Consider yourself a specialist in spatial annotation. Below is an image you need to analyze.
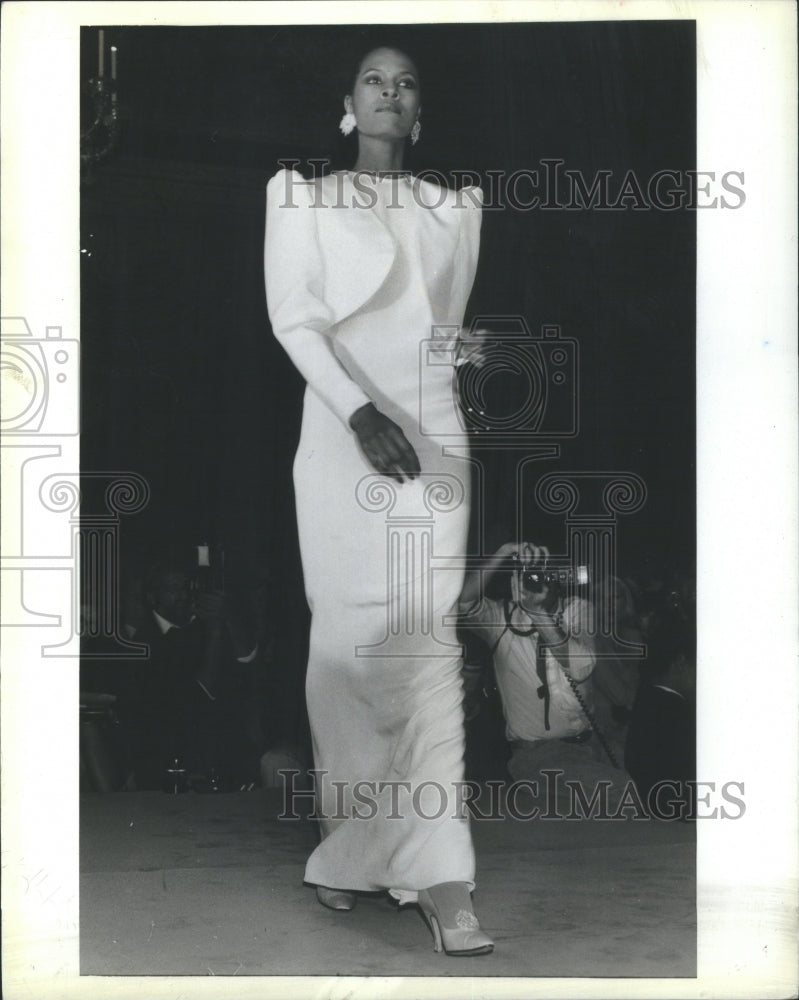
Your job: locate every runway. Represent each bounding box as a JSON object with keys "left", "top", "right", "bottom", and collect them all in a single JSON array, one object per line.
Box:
[{"left": 80, "top": 786, "right": 695, "bottom": 980}]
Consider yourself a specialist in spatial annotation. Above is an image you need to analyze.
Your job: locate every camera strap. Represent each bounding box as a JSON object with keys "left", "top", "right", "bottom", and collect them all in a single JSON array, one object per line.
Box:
[
  {"left": 535, "top": 637, "right": 552, "bottom": 732},
  {"left": 492, "top": 599, "right": 552, "bottom": 731},
  {"left": 558, "top": 666, "right": 620, "bottom": 770},
  {"left": 489, "top": 598, "right": 620, "bottom": 767}
]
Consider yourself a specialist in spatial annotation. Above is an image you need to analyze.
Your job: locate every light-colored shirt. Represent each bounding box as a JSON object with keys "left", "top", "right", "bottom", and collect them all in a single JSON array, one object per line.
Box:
[{"left": 464, "top": 597, "right": 595, "bottom": 741}]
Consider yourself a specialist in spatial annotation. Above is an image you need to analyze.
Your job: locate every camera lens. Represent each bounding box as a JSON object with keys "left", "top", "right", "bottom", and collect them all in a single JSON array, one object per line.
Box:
[{"left": 521, "top": 571, "right": 546, "bottom": 593}]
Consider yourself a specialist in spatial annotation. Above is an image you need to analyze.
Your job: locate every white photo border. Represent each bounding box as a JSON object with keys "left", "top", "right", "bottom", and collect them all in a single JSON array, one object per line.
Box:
[{"left": 1, "top": 2, "right": 797, "bottom": 998}]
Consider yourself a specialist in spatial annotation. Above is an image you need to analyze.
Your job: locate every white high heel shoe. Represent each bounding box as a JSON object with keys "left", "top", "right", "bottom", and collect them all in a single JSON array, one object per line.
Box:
[
  {"left": 417, "top": 882, "right": 494, "bottom": 955},
  {"left": 316, "top": 885, "right": 356, "bottom": 911}
]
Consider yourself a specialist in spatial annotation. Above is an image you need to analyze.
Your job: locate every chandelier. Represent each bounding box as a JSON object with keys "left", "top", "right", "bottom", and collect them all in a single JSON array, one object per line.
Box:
[{"left": 81, "top": 30, "right": 119, "bottom": 179}]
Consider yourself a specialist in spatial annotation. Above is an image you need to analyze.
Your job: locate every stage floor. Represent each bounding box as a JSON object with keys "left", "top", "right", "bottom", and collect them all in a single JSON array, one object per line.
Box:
[{"left": 80, "top": 786, "right": 696, "bottom": 980}]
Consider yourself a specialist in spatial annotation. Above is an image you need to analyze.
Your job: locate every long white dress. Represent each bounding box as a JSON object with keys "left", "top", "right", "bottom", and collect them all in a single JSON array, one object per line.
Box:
[{"left": 264, "top": 168, "right": 483, "bottom": 901}]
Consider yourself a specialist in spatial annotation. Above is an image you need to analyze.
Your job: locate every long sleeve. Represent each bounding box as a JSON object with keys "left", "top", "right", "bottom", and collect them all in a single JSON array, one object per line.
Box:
[{"left": 264, "top": 169, "right": 372, "bottom": 426}]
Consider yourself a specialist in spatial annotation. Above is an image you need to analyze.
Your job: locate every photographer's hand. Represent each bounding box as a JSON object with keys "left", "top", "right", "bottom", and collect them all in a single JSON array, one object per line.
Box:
[
  {"left": 349, "top": 403, "right": 421, "bottom": 483},
  {"left": 512, "top": 542, "right": 553, "bottom": 616},
  {"left": 458, "top": 540, "right": 537, "bottom": 614},
  {"left": 515, "top": 542, "right": 549, "bottom": 572}
]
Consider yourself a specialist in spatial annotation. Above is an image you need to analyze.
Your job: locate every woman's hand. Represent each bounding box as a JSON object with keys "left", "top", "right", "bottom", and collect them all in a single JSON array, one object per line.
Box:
[{"left": 349, "top": 403, "right": 421, "bottom": 483}]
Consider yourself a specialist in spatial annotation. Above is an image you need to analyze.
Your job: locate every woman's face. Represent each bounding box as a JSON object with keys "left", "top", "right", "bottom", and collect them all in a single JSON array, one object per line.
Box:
[{"left": 345, "top": 48, "right": 421, "bottom": 142}]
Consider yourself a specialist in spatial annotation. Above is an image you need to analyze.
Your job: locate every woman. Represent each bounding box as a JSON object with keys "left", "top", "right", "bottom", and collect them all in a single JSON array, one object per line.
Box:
[{"left": 264, "top": 46, "right": 492, "bottom": 956}]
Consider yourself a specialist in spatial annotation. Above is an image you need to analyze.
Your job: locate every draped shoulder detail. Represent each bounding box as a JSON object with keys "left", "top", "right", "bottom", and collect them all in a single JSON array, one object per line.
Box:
[
  {"left": 267, "top": 169, "right": 396, "bottom": 329},
  {"left": 407, "top": 179, "right": 484, "bottom": 325},
  {"left": 311, "top": 174, "right": 397, "bottom": 326},
  {"left": 265, "top": 169, "right": 332, "bottom": 333},
  {"left": 264, "top": 168, "right": 374, "bottom": 425}
]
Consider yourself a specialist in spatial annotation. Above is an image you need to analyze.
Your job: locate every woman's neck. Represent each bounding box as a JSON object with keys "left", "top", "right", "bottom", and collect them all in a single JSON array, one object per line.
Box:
[{"left": 352, "top": 135, "right": 406, "bottom": 175}]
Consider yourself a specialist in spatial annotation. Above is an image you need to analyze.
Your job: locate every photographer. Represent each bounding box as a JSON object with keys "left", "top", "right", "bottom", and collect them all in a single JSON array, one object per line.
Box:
[{"left": 458, "top": 542, "right": 627, "bottom": 810}]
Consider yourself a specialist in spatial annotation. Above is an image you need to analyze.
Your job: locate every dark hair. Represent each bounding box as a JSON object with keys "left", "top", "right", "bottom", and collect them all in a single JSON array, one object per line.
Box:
[
  {"left": 347, "top": 43, "right": 421, "bottom": 93},
  {"left": 141, "top": 559, "right": 193, "bottom": 605}
]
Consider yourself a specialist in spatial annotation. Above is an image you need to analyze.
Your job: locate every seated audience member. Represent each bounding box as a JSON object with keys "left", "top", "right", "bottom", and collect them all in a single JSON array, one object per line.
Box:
[
  {"left": 625, "top": 601, "right": 696, "bottom": 817},
  {"left": 591, "top": 575, "right": 644, "bottom": 764},
  {"left": 123, "top": 560, "right": 260, "bottom": 790},
  {"left": 458, "top": 541, "right": 629, "bottom": 813}
]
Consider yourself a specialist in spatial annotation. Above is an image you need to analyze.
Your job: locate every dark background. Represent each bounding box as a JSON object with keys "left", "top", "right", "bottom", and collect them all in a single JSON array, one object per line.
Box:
[{"left": 80, "top": 21, "right": 695, "bottom": 748}]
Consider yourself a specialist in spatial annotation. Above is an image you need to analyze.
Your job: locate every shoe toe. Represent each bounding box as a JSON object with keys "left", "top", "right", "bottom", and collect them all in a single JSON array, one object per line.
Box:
[
  {"left": 451, "top": 930, "right": 494, "bottom": 955},
  {"left": 316, "top": 886, "right": 356, "bottom": 911}
]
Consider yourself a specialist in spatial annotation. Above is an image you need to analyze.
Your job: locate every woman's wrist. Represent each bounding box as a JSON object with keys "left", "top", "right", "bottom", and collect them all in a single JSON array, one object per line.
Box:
[{"left": 349, "top": 402, "right": 376, "bottom": 431}]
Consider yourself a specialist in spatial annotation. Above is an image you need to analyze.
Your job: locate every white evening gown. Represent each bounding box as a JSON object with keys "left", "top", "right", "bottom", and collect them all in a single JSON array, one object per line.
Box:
[{"left": 264, "top": 168, "right": 482, "bottom": 902}]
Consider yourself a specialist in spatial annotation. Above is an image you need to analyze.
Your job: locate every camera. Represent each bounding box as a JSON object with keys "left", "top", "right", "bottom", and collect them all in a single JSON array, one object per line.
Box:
[
  {"left": 1, "top": 317, "right": 79, "bottom": 435},
  {"left": 419, "top": 316, "right": 578, "bottom": 440},
  {"left": 520, "top": 565, "right": 589, "bottom": 594}
]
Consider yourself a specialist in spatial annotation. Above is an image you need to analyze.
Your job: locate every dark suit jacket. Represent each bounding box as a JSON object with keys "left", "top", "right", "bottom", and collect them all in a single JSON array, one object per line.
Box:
[{"left": 127, "top": 614, "right": 249, "bottom": 787}]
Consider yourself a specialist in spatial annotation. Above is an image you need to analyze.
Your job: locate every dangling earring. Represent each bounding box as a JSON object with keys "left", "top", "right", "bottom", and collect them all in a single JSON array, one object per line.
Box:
[
  {"left": 410, "top": 118, "right": 421, "bottom": 145},
  {"left": 339, "top": 111, "right": 356, "bottom": 136}
]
